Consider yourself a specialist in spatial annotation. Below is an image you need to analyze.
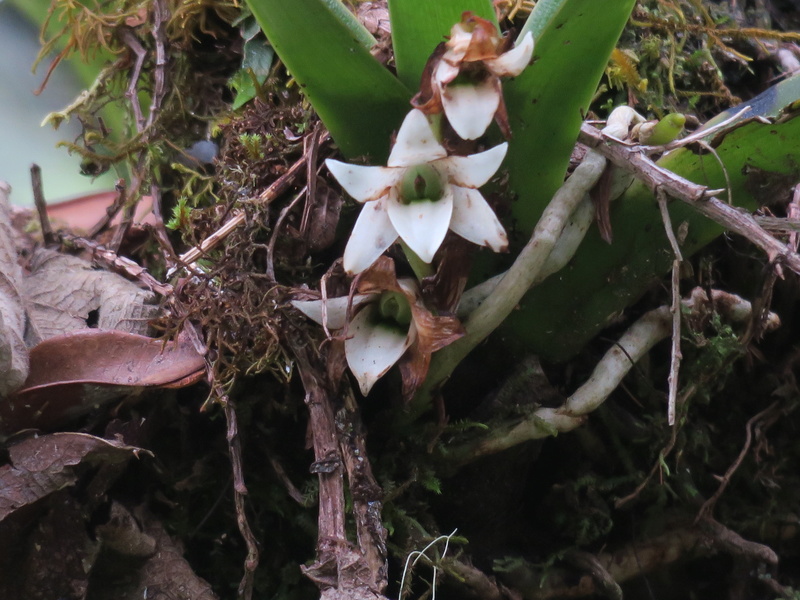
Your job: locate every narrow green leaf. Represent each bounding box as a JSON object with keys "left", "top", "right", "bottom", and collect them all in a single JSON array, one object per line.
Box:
[
  {"left": 389, "top": 0, "right": 496, "bottom": 91},
  {"left": 504, "top": 0, "right": 637, "bottom": 234},
  {"left": 246, "top": 0, "right": 412, "bottom": 160},
  {"left": 318, "top": 0, "right": 380, "bottom": 50},
  {"left": 518, "top": 0, "right": 565, "bottom": 41},
  {"left": 511, "top": 106, "right": 800, "bottom": 361}
]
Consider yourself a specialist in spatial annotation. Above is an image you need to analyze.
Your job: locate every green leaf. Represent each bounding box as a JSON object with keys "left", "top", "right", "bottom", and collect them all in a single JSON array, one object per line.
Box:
[
  {"left": 512, "top": 104, "right": 800, "bottom": 361},
  {"left": 246, "top": 0, "right": 413, "bottom": 160},
  {"left": 389, "top": 0, "right": 496, "bottom": 91},
  {"left": 518, "top": 0, "right": 566, "bottom": 40},
  {"left": 504, "top": 0, "right": 638, "bottom": 234},
  {"left": 229, "top": 37, "right": 275, "bottom": 110}
]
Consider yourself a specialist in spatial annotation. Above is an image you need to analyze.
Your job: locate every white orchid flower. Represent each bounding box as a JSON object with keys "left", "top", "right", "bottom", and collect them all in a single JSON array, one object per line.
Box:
[
  {"left": 292, "top": 258, "right": 463, "bottom": 397},
  {"left": 326, "top": 109, "right": 508, "bottom": 274},
  {"left": 412, "top": 12, "right": 534, "bottom": 140}
]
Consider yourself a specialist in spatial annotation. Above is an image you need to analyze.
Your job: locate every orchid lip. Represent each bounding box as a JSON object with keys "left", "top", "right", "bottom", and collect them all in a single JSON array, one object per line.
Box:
[
  {"left": 378, "top": 291, "right": 413, "bottom": 326},
  {"left": 399, "top": 164, "right": 445, "bottom": 204}
]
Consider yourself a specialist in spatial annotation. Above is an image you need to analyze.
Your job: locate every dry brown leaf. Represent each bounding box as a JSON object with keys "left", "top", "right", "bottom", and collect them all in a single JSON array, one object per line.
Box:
[
  {"left": 0, "top": 432, "right": 145, "bottom": 522},
  {"left": 0, "top": 433, "right": 151, "bottom": 600},
  {"left": 23, "top": 249, "right": 158, "bottom": 345},
  {"left": 0, "top": 329, "right": 205, "bottom": 433},
  {"left": 0, "top": 182, "right": 28, "bottom": 395}
]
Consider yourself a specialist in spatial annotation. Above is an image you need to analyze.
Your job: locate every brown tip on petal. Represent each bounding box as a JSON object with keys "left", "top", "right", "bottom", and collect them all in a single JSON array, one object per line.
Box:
[
  {"left": 462, "top": 14, "right": 503, "bottom": 62},
  {"left": 412, "top": 43, "right": 447, "bottom": 115},
  {"left": 495, "top": 89, "right": 512, "bottom": 140}
]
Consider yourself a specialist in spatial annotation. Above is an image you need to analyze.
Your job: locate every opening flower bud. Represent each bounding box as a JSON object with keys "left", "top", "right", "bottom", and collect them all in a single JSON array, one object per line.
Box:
[
  {"left": 377, "top": 291, "right": 413, "bottom": 327},
  {"left": 399, "top": 164, "right": 444, "bottom": 204}
]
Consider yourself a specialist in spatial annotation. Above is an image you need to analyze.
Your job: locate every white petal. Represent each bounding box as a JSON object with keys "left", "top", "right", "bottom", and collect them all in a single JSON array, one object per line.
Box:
[
  {"left": 387, "top": 110, "right": 448, "bottom": 167},
  {"left": 437, "top": 143, "right": 507, "bottom": 188},
  {"left": 345, "top": 304, "right": 412, "bottom": 395},
  {"left": 387, "top": 188, "right": 453, "bottom": 263},
  {"left": 434, "top": 59, "right": 461, "bottom": 86},
  {"left": 343, "top": 198, "right": 398, "bottom": 274},
  {"left": 449, "top": 186, "right": 508, "bottom": 251},
  {"left": 325, "top": 159, "right": 401, "bottom": 202},
  {"left": 292, "top": 295, "right": 372, "bottom": 330},
  {"left": 485, "top": 31, "right": 534, "bottom": 77},
  {"left": 441, "top": 80, "right": 500, "bottom": 140}
]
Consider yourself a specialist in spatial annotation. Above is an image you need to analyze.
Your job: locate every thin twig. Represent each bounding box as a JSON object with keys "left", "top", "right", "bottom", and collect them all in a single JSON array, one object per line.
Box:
[
  {"left": 578, "top": 122, "right": 800, "bottom": 276},
  {"left": 217, "top": 388, "right": 259, "bottom": 600},
  {"left": 268, "top": 453, "right": 309, "bottom": 506},
  {"left": 30, "top": 164, "right": 54, "bottom": 245},
  {"left": 696, "top": 401, "right": 783, "bottom": 522},
  {"left": 178, "top": 155, "right": 309, "bottom": 267},
  {"left": 266, "top": 186, "right": 307, "bottom": 281},
  {"left": 657, "top": 188, "right": 683, "bottom": 426},
  {"left": 60, "top": 232, "right": 173, "bottom": 295},
  {"left": 89, "top": 178, "right": 127, "bottom": 239},
  {"left": 146, "top": 0, "right": 168, "bottom": 131},
  {"left": 119, "top": 25, "right": 147, "bottom": 130},
  {"left": 109, "top": 194, "right": 136, "bottom": 253},
  {"left": 788, "top": 184, "right": 800, "bottom": 251},
  {"left": 615, "top": 384, "right": 697, "bottom": 508},
  {"left": 300, "top": 122, "right": 325, "bottom": 236}
]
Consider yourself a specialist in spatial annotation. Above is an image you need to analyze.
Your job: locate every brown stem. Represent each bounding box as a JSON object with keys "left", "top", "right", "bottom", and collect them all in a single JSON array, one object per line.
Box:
[
  {"left": 59, "top": 231, "right": 173, "bottom": 295},
  {"left": 578, "top": 122, "right": 800, "bottom": 276},
  {"left": 217, "top": 390, "right": 259, "bottom": 600},
  {"left": 336, "top": 387, "right": 388, "bottom": 592},
  {"left": 286, "top": 334, "right": 347, "bottom": 579},
  {"left": 30, "top": 164, "right": 55, "bottom": 245}
]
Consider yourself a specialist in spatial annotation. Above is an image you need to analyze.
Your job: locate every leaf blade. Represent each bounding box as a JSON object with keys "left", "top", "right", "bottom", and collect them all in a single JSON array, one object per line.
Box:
[
  {"left": 246, "top": 0, "right": 413, "bottom": 159},
  {"left": 504, "top": 0, "right": 637, "bottom": 233}
]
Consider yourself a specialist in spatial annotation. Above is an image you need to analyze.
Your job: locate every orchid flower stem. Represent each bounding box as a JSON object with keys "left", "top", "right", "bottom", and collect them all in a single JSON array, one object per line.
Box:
[{"left": 400, "top": 239, "right": 434, "bottom": 281}]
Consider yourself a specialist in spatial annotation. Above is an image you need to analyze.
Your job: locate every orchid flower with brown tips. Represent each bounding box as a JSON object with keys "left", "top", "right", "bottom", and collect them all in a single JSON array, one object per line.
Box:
[
  {"left": 326, "top": 109, "right": 509, "bottom": 275},
  {"left": 412, "top": 12, "right": 534, "bottom": 140},
  {"left": 292, "top": 258, "right": 463, "bottom": 398}
]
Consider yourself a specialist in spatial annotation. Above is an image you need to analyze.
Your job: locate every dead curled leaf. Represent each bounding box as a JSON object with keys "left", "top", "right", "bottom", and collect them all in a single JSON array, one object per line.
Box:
[
  {"left": 0, "top": 432, "right": 146, "bottom": 523},
  {"left": 0, "top": 329, "right": 206, "bottom": 434},
  {"left": 23, "top": 248, "right": 158, "bottom": 345}
]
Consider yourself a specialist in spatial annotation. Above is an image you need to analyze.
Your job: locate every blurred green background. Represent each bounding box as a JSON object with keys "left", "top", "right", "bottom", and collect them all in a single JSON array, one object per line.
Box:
[{"left": 0, "top": 2, "right": 114, "bottom": 206}]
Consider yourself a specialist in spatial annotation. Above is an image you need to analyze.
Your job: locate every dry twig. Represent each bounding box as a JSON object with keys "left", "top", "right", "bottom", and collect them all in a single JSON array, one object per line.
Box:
[
  {"left": 578, "top": 122, "right": 800, "bottom": 276},
  {"left": 178, "top": 154, "right": 309, "bottom": 267},
  {"left": 215, "top": 387, "right": 259, "bottom": 600},
  {"left": 657, "top": 188, "right": 684, "bottom": 426},
  {"left": 30, "top": 164, "right": 55, "bottom": 245},
  {"left": 60, "top": 231, "right": 173, "bottom": 295},
  {"left": 696, "top": 400, "right": 784, "bottom": 522}
]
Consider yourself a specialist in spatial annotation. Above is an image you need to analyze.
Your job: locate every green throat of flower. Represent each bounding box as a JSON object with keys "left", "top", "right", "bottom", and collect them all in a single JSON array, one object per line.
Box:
[
  {"left": 399, "top": 164, "right": 445, "bottom": 204},
  {"left": 377, "top": 291, "right": 413, "bottom": 327}
]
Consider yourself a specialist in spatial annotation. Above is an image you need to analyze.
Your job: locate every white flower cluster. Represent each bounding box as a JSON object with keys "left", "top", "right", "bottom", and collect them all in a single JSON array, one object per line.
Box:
[{"left": 295, "top": 15, "right": 534, "bottom": 395}]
